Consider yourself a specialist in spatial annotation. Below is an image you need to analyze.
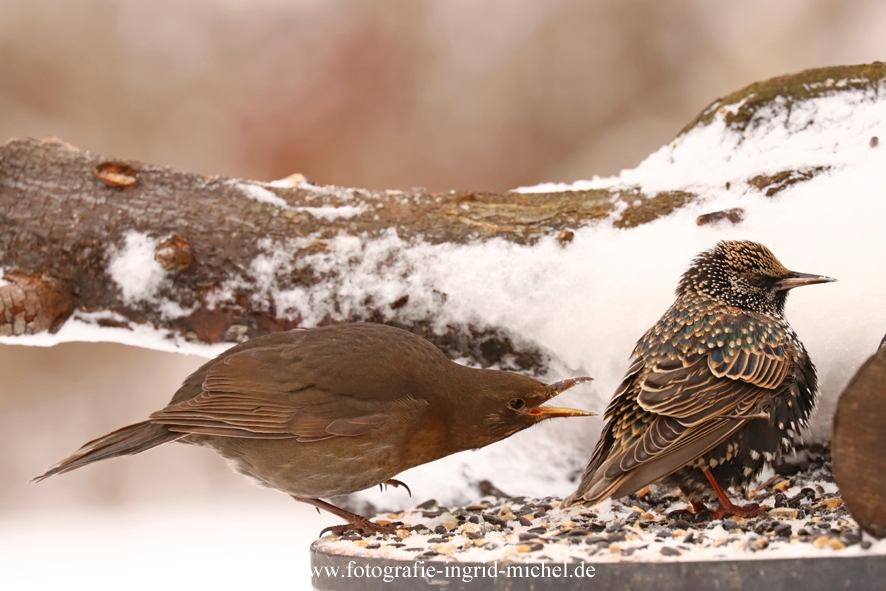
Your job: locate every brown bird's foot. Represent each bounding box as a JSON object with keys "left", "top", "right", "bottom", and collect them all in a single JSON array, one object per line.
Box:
[
  {"left": 319, "top": 520, "right": 398, "bottom": 538},
  {"left": 292, "top": 496, "right": 399, "bottom": 537},
  {"left": 702, "top": 467, "right": 762, "bottom": 519},
  {"left": 380, "top": 479, "right": 412, "bottom": 497}
]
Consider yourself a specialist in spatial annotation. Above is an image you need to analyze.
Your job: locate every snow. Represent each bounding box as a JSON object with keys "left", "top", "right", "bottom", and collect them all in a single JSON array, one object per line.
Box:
[
  {"left": 296, "top": 204, "right": 366, "bottom": 220},
  {"left": 234, "top": 179, "right": 365, "bottom": 219},
  {"left": 267, "top": 172, "right": 308, "bottom": 188},
  {"left": 8, "top": 80, "right": 886, "bottom": 513},
  {"left": 520, "top": 81, "right": 883, "bottom": 198},
  {"left": 234, "top": 180, "right": 289, "bottom": 208},
  {"left": 106, "top": 231, "right": 167, "bottom": 304},
  {"left": 0, "top": 500, "right": 327, "bottom": 590}
]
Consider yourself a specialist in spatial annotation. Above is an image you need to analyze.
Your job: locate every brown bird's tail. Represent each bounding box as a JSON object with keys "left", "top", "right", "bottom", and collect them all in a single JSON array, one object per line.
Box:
[{"left": 33, "top": 421, "right": 182, "bottom": 482}]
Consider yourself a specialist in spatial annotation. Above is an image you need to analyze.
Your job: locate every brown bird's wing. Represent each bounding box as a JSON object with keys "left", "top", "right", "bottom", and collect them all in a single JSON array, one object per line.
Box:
[
  {"left": 149, "top": 345, "right": 400, "bottom": 442},
  {"left": 570, "top": 312, "right": 792, "bottom": 504}
]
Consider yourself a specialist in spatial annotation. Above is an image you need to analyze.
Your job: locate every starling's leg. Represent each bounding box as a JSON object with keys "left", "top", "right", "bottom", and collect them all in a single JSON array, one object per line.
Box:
[
  {"left": 383, "top": 479, "right": 412, "bottom": 497},
  {"left": 680, "top": 485, "right": 712, "bottom": 515},
  {"left": 701, "top": 467, "right": 761, "bottom": 519},
  {"left": 293, "top": 496, "right": 398, "bottom": 536}
]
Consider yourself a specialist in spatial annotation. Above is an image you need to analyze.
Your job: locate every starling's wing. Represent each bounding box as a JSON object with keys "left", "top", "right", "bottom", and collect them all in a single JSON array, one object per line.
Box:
[
  {"left": 569, "top": 312, "right": 791, "bottom": 504},
  {"left": 149, "top": 344, "right": 419, "bottom": 442},
  {"left": 638, "top": 333, "right": 790, "bottom": 420}
]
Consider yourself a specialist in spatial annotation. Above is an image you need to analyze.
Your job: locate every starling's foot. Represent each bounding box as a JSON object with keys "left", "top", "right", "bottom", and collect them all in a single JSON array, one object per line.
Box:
[
  {"left": 679, "top": 485, "right": 712, "bottom": 517},
  {"left": 711, "top": 501, "right": 761, "bottom": 520},
  {"left": 382, "top": 478, "right": 412, "bottom": 497},
  {"left": 700, "top": 467, "right": 762, "bottom": 519},
  {"left": 687, "top": 499, "right": 710, "bottom": 515},
  {"left": 667, "top": 508, "right": 702, "bottom": 522}
]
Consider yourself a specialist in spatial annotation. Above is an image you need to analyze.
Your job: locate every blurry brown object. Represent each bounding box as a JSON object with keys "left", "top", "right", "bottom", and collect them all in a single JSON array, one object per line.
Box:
[
  {"left": 95, "top": 161, "right": 137, "bottom": 188},
  {"left": 832, "top": 346, "right": 886, "bottom": 538}
]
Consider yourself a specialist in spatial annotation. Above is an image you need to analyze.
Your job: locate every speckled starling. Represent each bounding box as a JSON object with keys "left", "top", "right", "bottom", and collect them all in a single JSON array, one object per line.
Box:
[{"left": 565, "top": 240, "right": 834, "bottom": 519}]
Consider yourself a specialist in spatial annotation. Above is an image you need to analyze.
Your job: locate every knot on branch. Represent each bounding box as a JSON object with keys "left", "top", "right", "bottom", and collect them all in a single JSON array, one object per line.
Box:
[{"left": 0, "top": 273, "right": 73, "bottom": 335}]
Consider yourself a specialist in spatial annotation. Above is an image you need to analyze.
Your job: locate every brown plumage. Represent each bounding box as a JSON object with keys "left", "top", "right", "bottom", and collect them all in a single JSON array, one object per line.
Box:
[
  {"left": 36, "top": 323, "right": 594, "bottom": 534},
  {"left": 565, "top": 241, "right": 834, "bottom": 519}
]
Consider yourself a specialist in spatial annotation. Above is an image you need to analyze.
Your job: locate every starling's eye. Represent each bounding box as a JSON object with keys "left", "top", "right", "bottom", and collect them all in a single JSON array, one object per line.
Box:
[
  {"left": 508, "top": 398, "right": 525, "bottom": 410},
  {"left": 750, "top": 275, "right": 764, "bottom": 287}
]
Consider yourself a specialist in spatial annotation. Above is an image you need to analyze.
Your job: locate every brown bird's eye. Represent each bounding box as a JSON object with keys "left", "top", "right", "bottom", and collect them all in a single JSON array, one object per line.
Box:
[
  {"left": 508, "top": 398, "right": 525, "bottom": 410},
  {"left": 750, "top": 275, "right": 764, "bottom": 286}
]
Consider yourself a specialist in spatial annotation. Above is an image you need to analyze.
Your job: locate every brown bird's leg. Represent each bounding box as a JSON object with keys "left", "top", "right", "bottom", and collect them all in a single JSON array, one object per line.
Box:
[
  {"left": 383, "top": 479, "right": 411, "bottom": 497},
  {"left": 702, "top": 467, "right": 761, "bottom": 519},
  {"left": 292, "top": 496, "right": 397, "bottom": 536}
]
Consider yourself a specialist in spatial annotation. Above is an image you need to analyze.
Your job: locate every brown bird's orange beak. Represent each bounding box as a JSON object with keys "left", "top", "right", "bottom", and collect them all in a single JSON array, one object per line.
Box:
[{"left": 529, "top": 376, "right": 596, "bottom": 418}]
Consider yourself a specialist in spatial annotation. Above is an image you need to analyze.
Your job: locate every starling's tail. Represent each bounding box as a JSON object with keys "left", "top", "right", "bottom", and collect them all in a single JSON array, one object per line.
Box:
[{"left": 32, "top": 421, "right": 183, "bottom": 482}]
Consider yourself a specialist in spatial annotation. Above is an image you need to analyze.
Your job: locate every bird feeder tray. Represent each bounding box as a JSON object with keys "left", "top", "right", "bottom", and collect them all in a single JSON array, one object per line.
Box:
[
  {"left": 313, "top": 350, "right": 886, "bottom": 590},
  {"left": 311, "top": 448, "right": 885, "bottom": 590}
]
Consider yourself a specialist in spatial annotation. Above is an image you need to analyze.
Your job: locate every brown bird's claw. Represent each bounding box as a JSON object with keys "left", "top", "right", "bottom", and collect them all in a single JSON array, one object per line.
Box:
[
  {"left": 294, "top": 495, "right": 400, "bottom": 538},
  {"left": 382, "top": 479, "right": 412, "bottom": 497},
  {"left": 319, "top": 518, "right": 399, "bottom": 538}
]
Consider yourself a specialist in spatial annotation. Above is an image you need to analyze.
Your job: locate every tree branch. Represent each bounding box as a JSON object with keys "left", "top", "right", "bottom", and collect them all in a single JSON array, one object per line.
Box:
[{"left": 1, "top": 62, "right": 883, "bottom": 365}]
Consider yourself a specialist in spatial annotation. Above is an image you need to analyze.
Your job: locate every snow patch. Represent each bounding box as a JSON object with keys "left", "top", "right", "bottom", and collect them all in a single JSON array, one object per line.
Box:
[
  {"left": 107, "top": 231, "right": 166, "bottom": 304},
  {"left": 518, "top": 81, "right": 885, "bottom": 197},
  {"left": 235, "top": 181, "right": 289, "bottom": 208},
  {"left": 267, "top": 173, "right": 308, "bottom": 188},
  {"left": 296, "top": 204, "right": 366, "bottom": 220}
]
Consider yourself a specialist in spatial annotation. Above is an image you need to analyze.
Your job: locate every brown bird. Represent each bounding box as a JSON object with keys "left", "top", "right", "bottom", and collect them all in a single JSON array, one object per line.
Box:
[
  {"left": 36, "top": 322, "right": 594, "bottom": 534},
  {"left": 565, "top": 240, "right": 833, "bottom": 519}
]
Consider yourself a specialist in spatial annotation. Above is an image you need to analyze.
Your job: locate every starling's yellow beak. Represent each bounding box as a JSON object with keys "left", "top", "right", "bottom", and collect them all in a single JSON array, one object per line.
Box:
[{"left": 776, "top": 271, "right": 836, "bottom": 291}]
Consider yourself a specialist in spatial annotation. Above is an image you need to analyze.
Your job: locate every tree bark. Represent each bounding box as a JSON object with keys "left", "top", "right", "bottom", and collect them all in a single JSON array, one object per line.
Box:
[{"left": 0, "top": 137, "right": 635, "bottom": 365}]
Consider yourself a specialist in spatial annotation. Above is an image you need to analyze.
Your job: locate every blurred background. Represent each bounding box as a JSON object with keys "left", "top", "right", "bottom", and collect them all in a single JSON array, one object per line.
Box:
[{"left": 2, "top": 1, "right": 886, "bottom": 587}]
